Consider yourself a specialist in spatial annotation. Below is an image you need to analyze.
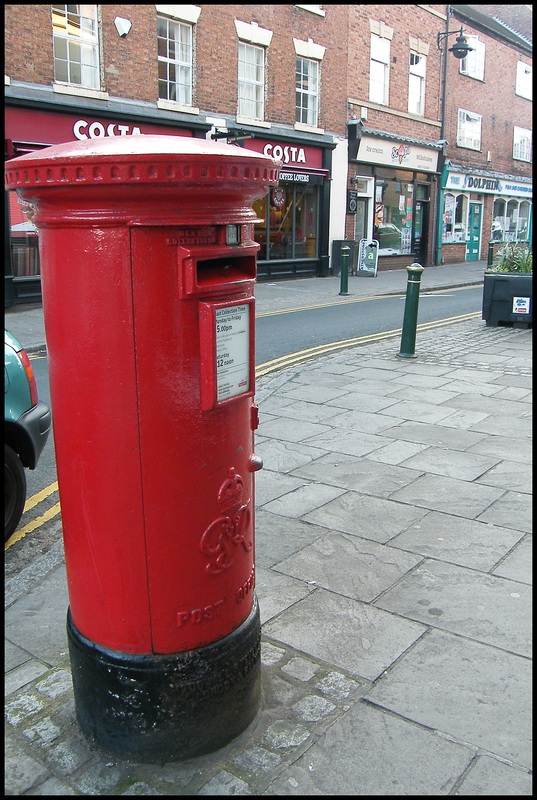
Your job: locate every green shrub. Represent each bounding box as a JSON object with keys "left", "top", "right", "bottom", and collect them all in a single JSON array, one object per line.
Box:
[{"left": 489, "top": 242, "right": 532, "bottom": 274}]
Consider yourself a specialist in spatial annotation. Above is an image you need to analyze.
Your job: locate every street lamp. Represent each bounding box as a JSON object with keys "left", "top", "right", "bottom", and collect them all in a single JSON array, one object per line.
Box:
[
  {"left": 437, "top": 26, "right": 474, "bottom": 60},
  {"left": 437, "top": 24, "right": 473, "bottom": 140},
  {"left": 433, "top": 16, "right": 473, "bottom": 265}
]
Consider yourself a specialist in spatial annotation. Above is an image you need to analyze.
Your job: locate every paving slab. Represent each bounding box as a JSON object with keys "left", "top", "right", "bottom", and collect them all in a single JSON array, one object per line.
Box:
[
  {"left": 265, "top": 701, "right": 473, "bottom": 795},
  {"left": 263, "top": 588, "right": 426, "bottom": 681},
  {"left": 389, "top": 511, "right": 524, "bottom": 571},
  {"left": 388, "top": 473, "right": 505, "bottom": 518},
  {"left": 304, "top": 490, "right": 427, "bottom": 543},
  {"left": 272, "top": 530, "right": 421, "bottom": 602},
  {"left": 399, "top": 446, "right": 499, "bottom": 481},
  {"left": 476, "top": 489, "right": 532, "bottom": 533},
  {"left": 454, "top": 755, "right": 533, "bottom": 795},
  {"left": 490, "top": 534, "right": 532, "bottom": 584},
  {"left": 301, "top": 426, "right": 392, "bottom": 458},
  {"left": 291, "top": 451, "right": 423, "bottom": 496},
  {"left": 255, "top": 510, "right": 328, "bottom": 568},
  {"left": 366, "top": 629, "right": 532, "bottom": 768},
  {"left": 382, "top": 419, "right": 486, "bottom": 450},
  {"left": 260, "top": 482, "right": 346, "bottom": 518},
  {"left": 476, "top": 458, "right": 533, "bottom": 493},
  {"left": 375, "top": 559, "right": 532, "bottom": 655},
  {"left": 5, "top": 564, "right": 70, "bottom": 667}
]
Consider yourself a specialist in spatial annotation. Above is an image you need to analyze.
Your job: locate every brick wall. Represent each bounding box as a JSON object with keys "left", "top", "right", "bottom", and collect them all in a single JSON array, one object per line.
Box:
[
  {"left": 195, "top": 4, "right": 348, "bottom": 133},
  {"left": 5, "top": 5, "right": 54, "bottom": 85},
  {"left": 5, "top": 5, "right": 349, "bottom": 135},
  {"left": 443, "top": 20, "right": 532, "bottom": 178},
  {"left": 347, "top": 4, "right": 446, "bottom": 142}
]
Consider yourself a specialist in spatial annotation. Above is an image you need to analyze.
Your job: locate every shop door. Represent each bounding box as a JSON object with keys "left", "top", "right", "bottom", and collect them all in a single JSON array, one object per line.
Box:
[
  {"left": 413, "top": 201, "right": 428, "bottom": 264},
  {"left": 466, "top": 203, "right": 482, "bottom": 261},
  {"left": 354, "top": 198, "right": 368, "bottom": 242}
]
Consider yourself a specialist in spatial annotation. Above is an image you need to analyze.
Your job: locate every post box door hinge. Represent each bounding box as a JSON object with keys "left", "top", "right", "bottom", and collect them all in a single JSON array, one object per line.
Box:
[{"left": 250, "top": 403, "right": 259, "bottom": 430}]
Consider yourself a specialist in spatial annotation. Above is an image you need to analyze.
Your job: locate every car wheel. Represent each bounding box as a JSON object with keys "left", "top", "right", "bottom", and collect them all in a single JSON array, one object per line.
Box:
[{"left": 5, "top": 444, "right": 27, "bottom": 542}]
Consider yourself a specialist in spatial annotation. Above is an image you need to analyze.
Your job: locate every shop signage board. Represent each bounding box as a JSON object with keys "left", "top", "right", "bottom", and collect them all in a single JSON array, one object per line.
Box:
[
  {"left": 358, "top": 136, "right": 439, "bottom": 172},
  {"left": 445, "top": 171, "right": 532, "bottom": 198},
  {"left": 357, "top": 238, "right": 379, "bottom": 277}
]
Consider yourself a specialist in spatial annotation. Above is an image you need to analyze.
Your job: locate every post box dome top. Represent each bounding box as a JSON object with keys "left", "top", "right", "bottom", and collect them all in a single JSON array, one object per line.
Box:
[{"left": 4, "top": 134, "right": 281, "bottom": 193}]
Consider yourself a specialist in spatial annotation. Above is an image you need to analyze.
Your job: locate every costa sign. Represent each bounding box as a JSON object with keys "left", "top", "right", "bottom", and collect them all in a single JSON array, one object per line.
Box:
[
  {"left": 262, "top": 143, "right": 306, "bottom": 165},
  {"left": 74, "top": 119, "right": 142, "bottom": 139}
]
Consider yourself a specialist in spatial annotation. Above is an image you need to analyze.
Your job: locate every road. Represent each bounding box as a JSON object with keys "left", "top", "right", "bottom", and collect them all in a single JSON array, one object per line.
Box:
[{"left": 6, "top": 285, "right": 482, "bottom": 566}]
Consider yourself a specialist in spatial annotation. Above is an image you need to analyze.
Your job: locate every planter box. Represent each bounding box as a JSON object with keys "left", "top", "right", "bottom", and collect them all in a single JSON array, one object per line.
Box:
[{"left": 482, "top": 272, "right": 532, "bottom": 328}]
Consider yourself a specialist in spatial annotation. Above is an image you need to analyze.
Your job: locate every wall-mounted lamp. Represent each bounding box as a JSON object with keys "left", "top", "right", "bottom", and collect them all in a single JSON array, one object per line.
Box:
[
  {"left": 437, "top": 22, "right": 473, "bottom": 140},
  {"left": 114, "top": 17, "right": 132, "bottom": 38},
  {"left": 437, "top": 26, "right": 473, "bottom": 60}
]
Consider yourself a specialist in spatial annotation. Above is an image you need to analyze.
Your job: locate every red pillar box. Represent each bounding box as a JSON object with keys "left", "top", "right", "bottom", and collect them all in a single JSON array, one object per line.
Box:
[{"left": 5, "top": 136, "right": 280, "bottom": 762}]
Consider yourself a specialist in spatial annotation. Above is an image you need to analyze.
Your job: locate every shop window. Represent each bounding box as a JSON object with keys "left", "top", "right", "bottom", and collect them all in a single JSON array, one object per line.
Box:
[
  {"left": 369, "top": 35, "right": 390, "bottom": 105},
  {"left": 457, "top": 109, "right": 482, "bottom": 151},
  {"left": 238, "top": 43, "right": 265, "bottom": 120},
  {"left": 442, "top": 193, "right": 468, "bottom": 242},
  {"left": 515, "top": 61, "right": 532, "bottom": 101},
  {"left": 8, "top": 194, "right": 40, "bottom": 278},
  {"left": 517, "top": 201, "right": 530, "bottom": 242},
  {"left": 513, "top": 127, "right": 532, "bottom": 162},
  {"left": 52, "top": 4, "right": 99, "bottom": 89},
  {"left": 492, "top": 198, "right": 506, "bottom": 241},
  {"left": 505, "top": 199, "right": 519, "bottom": 242},
  {"left": 295, "top": 57, "right": 319, "bottom": 127},
  {"left": 253, "top": 184, "right": 319, "bottom": 261},
  {"left": 459, "top": 36, "right": 485, "bottom": 81},
  {"left": 408, "top": 52, "right": 425, "bottom": 116},
  {"left": 492, "top": 198, "right": 531, "bottom": 243},
  {"left": 157, "top": 16, "right": 193, "bottom": 105},
  {"left": 374, "top": 174, "right": 413, "bottom": 255}
]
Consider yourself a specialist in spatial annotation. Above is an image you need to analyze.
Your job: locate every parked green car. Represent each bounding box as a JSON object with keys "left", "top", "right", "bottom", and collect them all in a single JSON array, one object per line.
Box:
[{"left": 4, "top": 330, "right": 51, "bottom": 541}]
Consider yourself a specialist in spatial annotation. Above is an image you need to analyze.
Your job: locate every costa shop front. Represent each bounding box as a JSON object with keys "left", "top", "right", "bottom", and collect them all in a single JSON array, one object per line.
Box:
[
  {"left": 5, "top": 104, "right": 203, "bottom": 305},
  {"left": 243, "top": 136, "right": 333, "bottom": 280}
]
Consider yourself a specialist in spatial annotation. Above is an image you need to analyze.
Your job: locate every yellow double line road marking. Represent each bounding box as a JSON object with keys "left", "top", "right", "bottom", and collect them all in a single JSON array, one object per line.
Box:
[
  {"left": 6, "top": 310, "right": 479, "bottom": 548},
  {"left": 5, "top": 482, "right": 61, "bottom": 550},
  {"left": 255, "top": 311, "right": 480, "bottom": 377}
]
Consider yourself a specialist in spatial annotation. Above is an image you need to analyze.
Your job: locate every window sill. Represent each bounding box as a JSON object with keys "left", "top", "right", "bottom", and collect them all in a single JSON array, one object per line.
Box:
[
  {"left": 235, "top": 116, "right": 271, "bottom": 129},
  {"left": 157, "top": 99, "right": 200, "bottom": 115},
  {"left": 53, "top": 83, "right": 109, "bottom": 100},
  {"left": 294, "top": 122, "right": 325, "bottom": 135}
]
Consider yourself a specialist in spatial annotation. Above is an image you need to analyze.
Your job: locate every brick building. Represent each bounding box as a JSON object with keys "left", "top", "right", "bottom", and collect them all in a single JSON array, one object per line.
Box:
[
  {"left": 4, "top": 4, "right": 533, "bottom": 304},
  {"left": 437, "top": 5, "right": 532, "bottom": 265},
  {"left": 344, "top": 4, "right": 532, "bottom": 272}
]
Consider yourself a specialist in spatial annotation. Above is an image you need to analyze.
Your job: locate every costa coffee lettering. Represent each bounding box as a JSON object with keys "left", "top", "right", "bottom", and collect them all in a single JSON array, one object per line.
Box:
[
  {"left": 73, "top": 119, "right": 142, "bottom": 140},
  {"left": 263, "top": 143, "right": 306, "bottom": 165}
]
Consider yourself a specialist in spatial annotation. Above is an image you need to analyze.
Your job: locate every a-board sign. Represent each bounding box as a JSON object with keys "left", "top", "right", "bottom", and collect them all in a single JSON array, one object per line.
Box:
[
  {"left": 199, "top": 299, "right": 255, "bottom": 410},
  {"left": 357, "top": 238, "right": 379, "bottom": 277}
]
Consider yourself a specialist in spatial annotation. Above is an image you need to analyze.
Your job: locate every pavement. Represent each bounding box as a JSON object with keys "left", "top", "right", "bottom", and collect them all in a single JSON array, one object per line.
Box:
[{"left": 4, "top": 260, "right": 533, "bottom": 795}]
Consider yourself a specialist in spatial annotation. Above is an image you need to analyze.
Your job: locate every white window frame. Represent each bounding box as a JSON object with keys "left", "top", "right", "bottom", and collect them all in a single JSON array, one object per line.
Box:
[
  {"left": 515, "top": 61, "right": 532, "bottom": 100},
  {"left": 442, "top": 192, "right": 470, "bottom": 243},
  {"left": 513, "top": 126, "right": 532, "bottom": 162},
  {"left": 369, "top": 34, "right": 390, "bottom": 105},
  {"left": 51, "top": 4, "right": 99, "bottom": 90},
  {"left": 295, "top": 57, "right": 319, "bottom": 127},
  {"left": 238, "top": 42, "right": 265, "bottom": 121},
  {"left": 408, "top": 51, "right": 426, "bottom": 116},
  {"left": 157, "top": 15, "right": 193, "bottom": 106},
  {"left": 457, "top": 109, "right": 482, "bottom": 151},
  {"left": 459, "top": 35, "right": 485, "bottom": 81}
]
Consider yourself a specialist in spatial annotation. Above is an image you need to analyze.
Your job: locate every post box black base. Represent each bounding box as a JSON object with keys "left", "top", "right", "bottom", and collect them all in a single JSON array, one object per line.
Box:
[{"left": 66, "top": 598, "right": 261, "bottom": 763}]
